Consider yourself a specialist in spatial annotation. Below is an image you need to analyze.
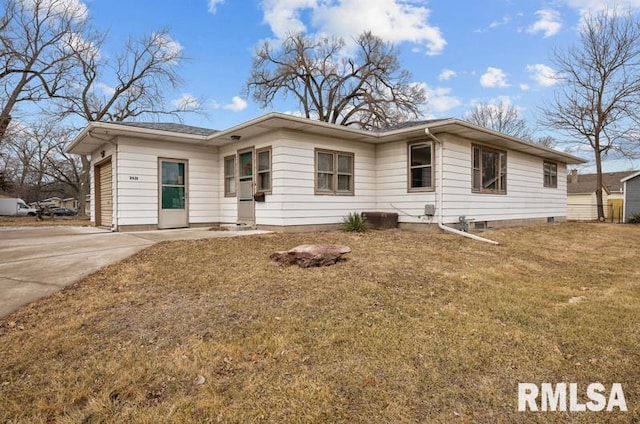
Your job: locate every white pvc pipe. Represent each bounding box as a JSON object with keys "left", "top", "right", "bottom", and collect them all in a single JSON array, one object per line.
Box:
[
  {"left": 424, "top": 128, "right": 500, "bottom": 245},
  {"left": 438, "top": 221, "right": 500, "bottom": 245}
]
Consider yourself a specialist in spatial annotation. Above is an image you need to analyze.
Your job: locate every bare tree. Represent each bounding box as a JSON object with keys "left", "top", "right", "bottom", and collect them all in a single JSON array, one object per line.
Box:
[
  {"left": 0, "top": 119, "right": 60, "bottom": 200},
  {"left": 60, "top": 29, "right": 185, "bottom": 122},
  {"left": 0, "top": 0, "right": 93, "bottom": 141},
  {"left": 541, "top": 10, "right": 640, "bottom": 220},
  {"left": 55, "top": 29, "right": 186, "bottom": 215},
  {"left": 247, "top": 31, "right": 426, "bottom": 130},
  {"left": 465, "top": 100, "right": 532, "bottom": 139}
]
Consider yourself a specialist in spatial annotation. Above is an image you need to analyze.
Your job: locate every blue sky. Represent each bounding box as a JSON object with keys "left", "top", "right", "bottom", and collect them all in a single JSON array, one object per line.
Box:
[{"left": 83, "top": 0, "right": 640, "bottom": 170}]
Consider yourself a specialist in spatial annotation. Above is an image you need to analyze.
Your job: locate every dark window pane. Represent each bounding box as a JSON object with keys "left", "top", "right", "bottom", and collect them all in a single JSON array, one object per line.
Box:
[
  {"left": 162, "top": 186, "right": 185, "bottom": 209},
  {"left": 411, "top": 144, "right": 431, "bottom": 166},
  {"left": 258, "top": 172, "right": 270, "bottom": 191},
  {"left": 225, "top": 177, "right": 235, "bottom": 194},
  {"left": 239, "top": 152, "right": 252, "bottom": 177},
  {"left": 412, "top": 167, "right": 431, "bottom": 188},
  {"left": 317, "top": 173, "right": 332, "bottom": 191},
  {"left": 337, "top": 154, "right": 352, "bottom": 174},
  {"left": 318, "top": 152, "right": 333, "bottom": 172},
  {"left": 162, "top": 162, "right": 184, "bottom": 185},
  {"left": 224, "top": 158, "right": 234, "bottom": 177},
  {"left": 337, "top": 175, "right": 351, "bottom": 191},
  {"left": 482, "top": 151, "right": 498, "bottom": 190},
  {"left": 258, "top": 151, "right": 270, "bottom": 171}
]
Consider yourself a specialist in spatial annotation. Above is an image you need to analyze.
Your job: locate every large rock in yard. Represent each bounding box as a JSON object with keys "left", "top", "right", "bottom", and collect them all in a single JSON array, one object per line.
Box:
[{"left": 270, "top": 244, "right": 351, "bottom": 268}]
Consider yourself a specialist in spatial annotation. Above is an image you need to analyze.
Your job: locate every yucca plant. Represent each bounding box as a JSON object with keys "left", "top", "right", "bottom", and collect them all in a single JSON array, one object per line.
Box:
[{"left": 341, "top": 212, "right": 368, "bottom": 232}]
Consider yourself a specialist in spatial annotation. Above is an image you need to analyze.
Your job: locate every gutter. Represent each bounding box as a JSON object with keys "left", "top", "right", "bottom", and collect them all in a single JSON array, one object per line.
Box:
[{"left": 424, "top": 128, "right": 499, "bottom": 245}]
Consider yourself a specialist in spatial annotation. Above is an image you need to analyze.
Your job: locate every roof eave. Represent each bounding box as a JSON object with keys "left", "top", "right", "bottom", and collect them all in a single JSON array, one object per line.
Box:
[
  {"left": 425, "top": 119, "right": 587, "bottom": 165},
  {"left": 621, "top": 170, "right": 640, "bottom": 182},
  {"left": 66, "top": 121, "right": 209, "bottom": 155}
]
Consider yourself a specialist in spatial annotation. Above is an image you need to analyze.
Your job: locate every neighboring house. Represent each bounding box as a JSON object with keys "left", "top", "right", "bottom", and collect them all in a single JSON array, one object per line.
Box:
[
  {"left": 566, "top": 170, "right": 636, "bottom": 221},
  {"left": 622, "top": 171, "right": 640, "bottom": 222},
  {"left": 66, "top": 113, "right": 584, "bottom": 232},
  {"left": 61, "top": 196, "right": 91, "bottom": 212},
  {"left": 30, "top": 197, "right": 63, "bottom": 209},
  {"left": 61, "top": 197, "right": 77, "bottom": 210}
]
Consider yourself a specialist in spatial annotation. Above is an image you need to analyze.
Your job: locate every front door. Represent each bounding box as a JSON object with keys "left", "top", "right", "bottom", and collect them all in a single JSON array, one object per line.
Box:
[
  {"left": 237, "top": 150, "right": 255, "bottom": 224},
  {"left": 159, "top": 159, "right": 188, "bottom": 229}
]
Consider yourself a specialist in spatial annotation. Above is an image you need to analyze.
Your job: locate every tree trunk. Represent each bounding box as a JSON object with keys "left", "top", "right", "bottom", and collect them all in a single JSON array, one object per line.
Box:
[
  {"left": 594, "top": 145, "right": 605, "bottom": 221},
  {"left": 76, "top": 155, "right": 90, "bottom": 216}
]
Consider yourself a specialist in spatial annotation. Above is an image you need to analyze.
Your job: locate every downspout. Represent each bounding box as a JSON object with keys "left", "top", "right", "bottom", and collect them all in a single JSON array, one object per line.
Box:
[{"left": 424, "top": 128, "right": 499, "bottom": 245}]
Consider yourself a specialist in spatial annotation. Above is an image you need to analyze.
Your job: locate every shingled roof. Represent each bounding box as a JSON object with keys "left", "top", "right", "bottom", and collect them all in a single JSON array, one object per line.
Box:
[
  {"left": 380, "top": 119, "right": 449, "bottom": 132},
  {"left": 111, "top": 122, "right": 219, "bottom": 137},
  {"left": 567, "top": 170, "right": 637, "bottom": 194}
]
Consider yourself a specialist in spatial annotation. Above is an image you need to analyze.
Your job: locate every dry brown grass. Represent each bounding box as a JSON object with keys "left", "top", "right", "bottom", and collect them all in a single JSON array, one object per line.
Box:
[
  {"left": 0, "top": 216, "right": 92, "bottom": 227},
  {"left": 0, "top": 223, "right": 638, "bottom": 423}
]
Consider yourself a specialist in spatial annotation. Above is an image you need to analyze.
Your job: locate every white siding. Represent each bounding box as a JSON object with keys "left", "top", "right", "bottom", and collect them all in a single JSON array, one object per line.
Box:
[
  {"left": 217, "top": 133, "right": 275, "bottom": 225},
  {"left": 438, "top": 134, "right": 567, "bottom": 224},
  {"left": 87, "top": 126, "right": 574, "bottom": 230},
  {"left": 567, "top": 193, "right": 598, "bottom": 221},
  {"left": 219, "top": 131, "right": 377, "bottom": 227},
  {"left": 374, "top": 141, "right": 437, "bottom": 224},
  {"left": 115, "top": 137, "right": 218, "bottom": 228}
]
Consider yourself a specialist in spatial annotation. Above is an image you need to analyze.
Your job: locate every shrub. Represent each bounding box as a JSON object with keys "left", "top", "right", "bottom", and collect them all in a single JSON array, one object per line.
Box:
[
  {"left": 627, "top": 212, "right": 640, "bottom": 224},
  {"left": 341, "top": 212, "right": 368, "bottom": 232}
]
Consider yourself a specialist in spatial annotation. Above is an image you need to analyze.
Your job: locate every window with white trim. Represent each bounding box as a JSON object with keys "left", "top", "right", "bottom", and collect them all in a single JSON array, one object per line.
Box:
[{"left": 408, "top": 141, "right": 433, "bottom": 191}]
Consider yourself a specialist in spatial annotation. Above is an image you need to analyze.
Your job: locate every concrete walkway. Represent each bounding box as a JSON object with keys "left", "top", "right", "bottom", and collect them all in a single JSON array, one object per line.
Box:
[{"left": 0, "top": 226, "right": 269, "bottom": 319}]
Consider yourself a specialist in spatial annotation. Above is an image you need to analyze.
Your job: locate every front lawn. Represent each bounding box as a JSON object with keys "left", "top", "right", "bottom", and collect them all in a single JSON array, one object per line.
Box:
[
  {"left": 0, "top": 216, "right": 91, "bottom": 227},
  {"left": 0, "top": 223, "right": 638, "bottom": 423}
]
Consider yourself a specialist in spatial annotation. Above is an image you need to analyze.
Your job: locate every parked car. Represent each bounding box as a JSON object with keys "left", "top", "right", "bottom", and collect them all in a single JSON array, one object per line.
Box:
[{"left": 50, "top": 207, "right": 78, "bottom": 216}]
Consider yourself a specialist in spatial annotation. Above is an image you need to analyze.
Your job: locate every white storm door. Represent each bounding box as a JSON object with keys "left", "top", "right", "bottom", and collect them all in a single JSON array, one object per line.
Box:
[
  {"left": 159, "top": 159, "right": 188, "bottom": 229},
  {"left": 237, "top": 150, "right": 255, "bottom": 224}
]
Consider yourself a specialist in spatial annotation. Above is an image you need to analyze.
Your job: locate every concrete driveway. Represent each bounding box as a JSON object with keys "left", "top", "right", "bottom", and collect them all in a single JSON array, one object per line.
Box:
[{"left": 0, "top": 226, "right": 268, "bottom": 319}]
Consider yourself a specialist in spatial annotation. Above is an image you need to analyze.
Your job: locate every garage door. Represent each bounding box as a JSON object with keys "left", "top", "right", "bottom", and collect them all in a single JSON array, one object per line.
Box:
[{"left": 96, "top": 159, "right": 113, "bottom": 228}]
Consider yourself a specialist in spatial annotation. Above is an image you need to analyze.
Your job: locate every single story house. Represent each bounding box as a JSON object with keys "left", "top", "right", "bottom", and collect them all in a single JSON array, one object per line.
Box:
[
  {"left": 29, "top": 197, "right": 63, "bottom": 209},
  {"left": 566, "top": 170, "right": 636, "bottom": 221},
  {"left": 622, "top": 171, "right": 640, "bottom": 222},
  {"left": 60, "top": 195, "right": 91, "bottom": 213},
  {"left": 66, "top": 113, "right": 584, "bottom": 232}
]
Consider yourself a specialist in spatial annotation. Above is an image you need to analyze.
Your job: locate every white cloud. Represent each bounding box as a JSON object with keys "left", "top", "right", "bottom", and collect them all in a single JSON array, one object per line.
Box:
[
  {"left": 520, "top": 83, "right": 530, "bottom": 91},
  {"left": 260, "top": 0, "right": 446, "bottom": 55},
  {"left": 438, "top": 69, "right": 456, "bottom": 81},
  {"left": 564, "top": 0, "right": 640, "bottom": 17},
  {"left": 172, "top": 93, "right": 200, "bottom": 110},
  {"left": 261, "top": 0, "right": 317, "bottom": 38},
  {"left": 470, "top": 96, "right": 523, "bottom": 114},
  {"left": 480, "top": 67, "right": 510, "bottom": 88},
  {"left": 24, "top": 0, "right": 89, "bottom": 22},
  {"left": 212, "top": 96, "right": 248, "bottom": 112},
  {"left": 526, "top": 64, "right": 558, "bottom": 87},
  {"left": 208, "top": 0, "right": 225, "bottom": 13},
  {"left": 95, "top": 82, "right": 115, "bottom": 96},
  {"left": 489, "top": 15, "right": 511, "bottom": 29},
  {"left": 417, "top": 83, "right": 461, "bottom": 117},
  {"left": 63, "top": 31, "right": 100, "bottom": 60},
  {"left": 527, "top": 9, "right": 562, "bottom": 37},
  {"left": 152, "top": 33, "right": 183, "bottom": 63},
  {"left": 224, "top": 96, "right": 248, "bottom": 111}
]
